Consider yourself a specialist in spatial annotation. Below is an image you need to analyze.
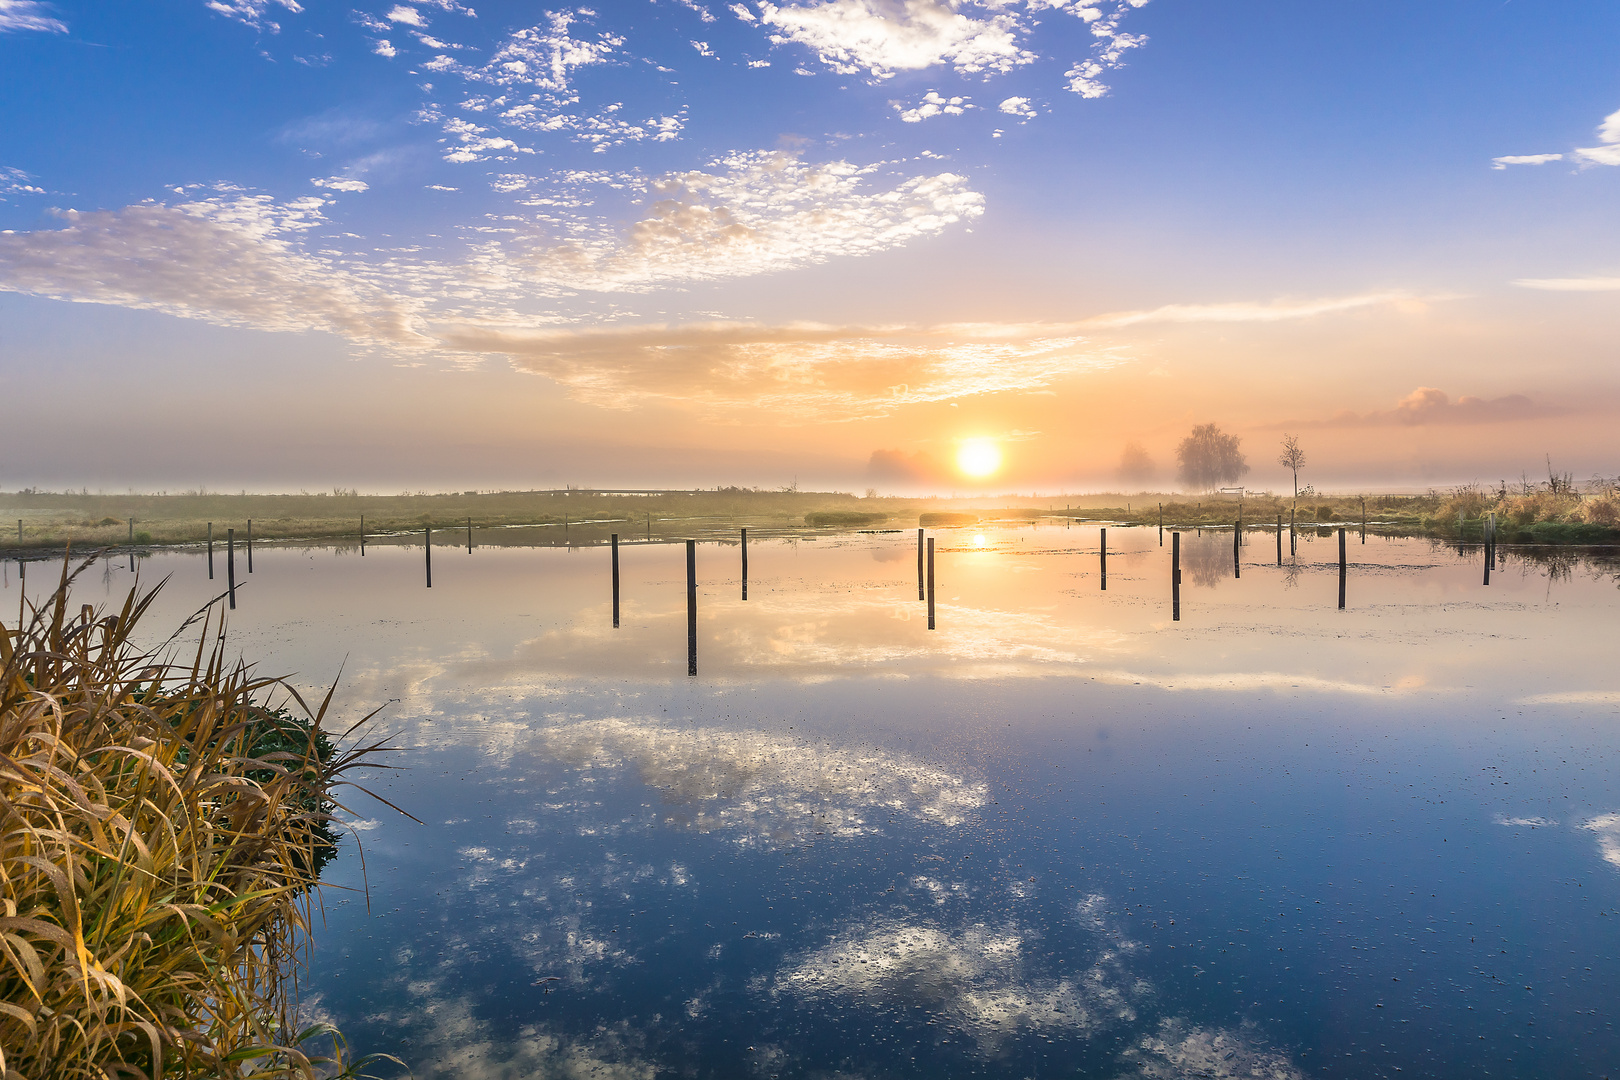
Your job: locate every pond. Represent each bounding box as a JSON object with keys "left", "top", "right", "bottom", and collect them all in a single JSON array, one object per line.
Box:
[{"left": 13, "top": 522, "right": 1620, "bottom": 1079}]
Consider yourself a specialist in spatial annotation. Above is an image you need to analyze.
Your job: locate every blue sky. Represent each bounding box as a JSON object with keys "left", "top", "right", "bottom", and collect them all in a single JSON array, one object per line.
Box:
[{"left": 2, "top": 0, "right": 1619, "bottom": 491}]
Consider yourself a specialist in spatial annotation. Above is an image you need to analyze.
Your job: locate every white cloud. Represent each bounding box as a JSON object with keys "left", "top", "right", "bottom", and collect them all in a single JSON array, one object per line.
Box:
[
  {"left": 385, "top": 4, "right": 425, "bottom": 26},
  {"left": 1491, "top": 153, "right": 1562, "bottom": 170},
  {"left": 1068, "top": 290, "right": 1419, "bottom": 328},
  {"left": 730, "top": 2, "right": 756, "bottom": 19},
  {"left": 1514, "top": 276, "right": 1620, "bottom": 292},
  {"left": 1575, "top": 107, "right": 1620, "bottom": 165},
  {"left": 671, "top": 0, "right": 717, "bottom": 22},
  {"left": 373, "top": 37, "right": 397, "bottom": 56},
  {"left": 755, "top": 0, "right": 1037, "bottom": 79},
  {"left": 0, "top": 0, "right": 66, "bottom": 32},
  {"left": 440, "top": 116, "right": 532, "bottom": 162},
  {"left": 1062, "top": 0, "right": 1147, "bottom": 97},
  {"left": 0, "top": 166, "right": 45, "bottom": 199},
  {"left": 0, "top": 195, "right": 428, "bottom": 346},
  {"left": 998, "top": 95, "right": 1035, "bottom": 118},
  {"left": 311, "top": 176, "right": 371, "bottom": 192},
  {"left": 896, "top": 90, "right": 972, "bottom": 122},
  {"left": 747, "top": 57, "right": 769, "bottom": 66},
  {"left": 454, "top": 12, "right": 623, "bottom": 93},
  {"left": 691, "top": 38, "right": 714, "bottom": 56},
  {"left": 203, "top": 0, "right": 303, "bottom": 32}
]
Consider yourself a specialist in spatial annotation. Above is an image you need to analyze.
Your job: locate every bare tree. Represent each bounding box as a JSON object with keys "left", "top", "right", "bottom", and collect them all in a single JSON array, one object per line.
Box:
[
  {"left": 1175, "top": 423, "right": 1250, "bottom": 492},
  {"left": 1277, "top": 434, "right": 1306, "bottom": 499},
  {"left": 1117, "top": 442, "right": 1155, "bottom": 486}
]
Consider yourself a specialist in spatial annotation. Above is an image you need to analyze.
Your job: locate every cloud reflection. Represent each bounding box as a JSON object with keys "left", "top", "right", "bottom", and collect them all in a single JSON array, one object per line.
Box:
[
  {"left": 1121, "top": 1018, "right": 1307, "bottom": 1080},
  {"left": 773, "top": 915, "right": 1145, "bottom": 1045},
  {"left": 535, "top": 717, "right": 987, "bottom": 847}
]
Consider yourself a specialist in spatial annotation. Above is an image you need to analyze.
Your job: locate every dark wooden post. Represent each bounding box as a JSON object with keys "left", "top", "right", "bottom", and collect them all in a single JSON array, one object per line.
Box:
[
  {"left": 1100, "top": 527, "right": 1107, "bottom": 590},
  {"left": 360, "top": 514, "right": 365, "bottom": 556},
  {"left": 1337, "top": 527, "right": 1347, "bottom": 609},
  {"left": 926, "top": 537, "right": 936, "bottom": 630},
  {"left": 1172, "top": 531, "right": 1181, "bottom": 622},
  {"left": 246, "top": 519, "right": 253, "bottom": 572},
  {"left": 917, "top": 528, "right": 925, "bottom": 600},
  {"left": 741, "top": 527, "right": 748, "bottom": 600},
  {"left": 207, "top": 522, "right": 214, "bottom": 579},
  {"left": 686, "top": 540, "right": 697, "bottom": 676},
  {"left": 226, "top": 529, "right": 236, "bottom": 610},
  {"left": 425, "top": 526, "right": 432, "bottom": 588},
  {"left": 1275, "top": 514, "right": 1282, "bottom": 565},
  {"left": 1233, "top": 515, "right": 1241, "bottom": 579},
  {"left": 1361, "top": 497, "right": 1367, "bottom": 543},
  {"left": 1483, "top": 513, "right": 1494, "bottom": 586},
  {"left": 611, "top": 533, "right": 620, "bottom": 627},
  {"left": 467, "top": 516, "right": 473, "bottom": 554},
  {"left": 1289, "top": 507, "right": 1296, "bottom": 556},
  {"left": 1158, "top": 503, "right": 1163, "bottom": 546}
]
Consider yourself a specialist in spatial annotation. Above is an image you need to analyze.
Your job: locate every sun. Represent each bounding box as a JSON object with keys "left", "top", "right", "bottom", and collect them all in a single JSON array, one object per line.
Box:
[{"left": 957, "top": 438, "right": 1002, "bottom": 479}]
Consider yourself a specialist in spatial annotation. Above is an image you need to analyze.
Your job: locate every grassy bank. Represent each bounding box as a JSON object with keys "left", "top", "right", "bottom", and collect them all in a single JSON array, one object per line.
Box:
[
  {"left": 4, "top": 485, "right": 1616, "bottom": 552},
  {"left": 0, "top": 560, "right": 399, "bottom": 1078}
]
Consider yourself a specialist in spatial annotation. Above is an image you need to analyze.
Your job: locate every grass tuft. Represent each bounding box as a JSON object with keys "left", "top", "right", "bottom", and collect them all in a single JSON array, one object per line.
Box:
[{"left": 0, "top": 557, "right": 406, "bottom": 1079}]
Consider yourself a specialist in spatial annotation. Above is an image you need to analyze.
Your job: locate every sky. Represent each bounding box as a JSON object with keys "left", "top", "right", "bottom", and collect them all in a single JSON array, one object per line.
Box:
[{"left": 1, "top": 0, "right": 1618, "bottom": 494}]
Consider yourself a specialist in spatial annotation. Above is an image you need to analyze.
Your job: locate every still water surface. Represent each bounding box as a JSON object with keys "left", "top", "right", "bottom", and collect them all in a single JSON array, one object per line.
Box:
[{"left": 12, "top": 524, "right": 1620, "bottom": 1078}]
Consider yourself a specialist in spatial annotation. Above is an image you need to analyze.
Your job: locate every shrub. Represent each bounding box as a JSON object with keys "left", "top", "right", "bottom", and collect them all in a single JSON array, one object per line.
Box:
[
  {"left": 133, "top": 530, "right": 153, "bottom": 544},
  {"left": 1314, "top": 506, "right": 1335, "bottom": 521},
  {"left": 919, "top": 512, "right": 979, "bottom": 527}
]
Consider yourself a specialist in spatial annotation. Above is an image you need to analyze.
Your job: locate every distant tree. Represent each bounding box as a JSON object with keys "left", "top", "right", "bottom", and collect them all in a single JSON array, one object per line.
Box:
[
  {"left": 1117, "top": 442, "right": 1156, "bottom": 486},
  {"left": 1175, "top": 423, "right": 1249, "bottom": 492},
  {"left": 1277, "top": 434, "right": 1307, "bottom": 499}
]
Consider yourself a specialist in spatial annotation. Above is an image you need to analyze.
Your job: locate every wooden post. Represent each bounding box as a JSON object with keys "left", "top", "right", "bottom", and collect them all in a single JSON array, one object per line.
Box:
[
  {"left": 1289, "top": 507, "right": 1296, "bottom": 556},
  {"left": 611, "top": 533, "right": 620, "bottom": 627},
  {"left": 1100, "top": 527, "right": 1107, "bottom": 590},
  {"left": 1158, "top": 503, "right": 1163, "bottom": 546},
  {"left": 926, "top": 537, "right": 936, "bottom": 630},
  {"left": 686, "top": 540, "right": 697, "bottom": 676},
  {"left": 741, "top": 527, "right": 748, "bottom": 600},
  {"left": 1233, "top": 515, "right": 1241, "bottom": 579},
  {"left": 467, "top": 516, "right": 473, "bottom": 554},
  {"left": 425, "top": 526, "right": 432, "bottom": 588},
  {"left": 360, "top": 514, "right": 365, "bottom": 556},
  {"left": 227, "top": 529, "right": 236, "bottom": 610},
  {"left": 1172, "top": 531, "right": 1181, "bottom": 622},
  {"left": 1338, "top": 527, "right": 1346, "bottom": 609},
  {"left": 1275, "top": 514, "right": 1282, "bottom": 565},
  {"left": 1361, "top": 497, "right": 1367, "bottom": 544},
  {"left": 246, "top": 519, "right": 253, "bottom": 573},
  {"left": 917, "top": 528, "right": 925, "bottom": 600},
  {"left": 207, "top": 522, "right": 214, "bottom": 580},
  {"left": 1483, "top": 513, "right": 1494, "bottom": 586}
]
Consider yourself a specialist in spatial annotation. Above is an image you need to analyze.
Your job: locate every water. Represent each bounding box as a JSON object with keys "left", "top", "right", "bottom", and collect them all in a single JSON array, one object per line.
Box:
[{"left": 12, "top": 524, "right": 1620, "bottom": 1078}]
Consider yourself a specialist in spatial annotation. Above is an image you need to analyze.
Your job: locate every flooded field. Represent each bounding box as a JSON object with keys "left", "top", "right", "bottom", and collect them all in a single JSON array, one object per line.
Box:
[{"left": 13, "top": 523, "right": 1620, "bottom": 1079}]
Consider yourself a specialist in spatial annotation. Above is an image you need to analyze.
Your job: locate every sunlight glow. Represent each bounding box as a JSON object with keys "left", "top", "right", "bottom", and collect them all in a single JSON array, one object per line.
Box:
[
  {"left": 973, "top": 533, "right": 987, "bottom": 548},
  {"left": 957, "top": 439, "right": 1002, "bottom": 479}
]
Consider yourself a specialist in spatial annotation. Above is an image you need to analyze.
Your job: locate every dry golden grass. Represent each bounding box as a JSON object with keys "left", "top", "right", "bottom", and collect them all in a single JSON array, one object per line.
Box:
[{"left": 0, "top": 558, "right": 404, "bottom": 1079}]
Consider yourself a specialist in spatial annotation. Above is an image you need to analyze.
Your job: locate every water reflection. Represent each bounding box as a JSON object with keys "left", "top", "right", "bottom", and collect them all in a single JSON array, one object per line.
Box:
[{"left": 10, "top": 529, "right": 1620, "bottom": 1078}]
